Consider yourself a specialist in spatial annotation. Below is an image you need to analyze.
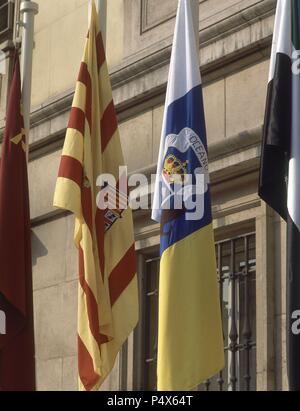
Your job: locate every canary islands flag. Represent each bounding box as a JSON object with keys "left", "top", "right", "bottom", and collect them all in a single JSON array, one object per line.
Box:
[{"left": 152, "top": 0, "right": 224, "bottom": 391}]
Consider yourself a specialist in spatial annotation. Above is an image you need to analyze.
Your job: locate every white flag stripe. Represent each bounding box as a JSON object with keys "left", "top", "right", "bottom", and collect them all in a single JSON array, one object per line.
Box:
[
  {"left": 269, "top": 0, "right": 292, "bottom": 82},
  {"left": 152, "top": 0, "right": 201, "bottom": 222},
  {"left": 288, "top": 63, "right": 300, "bottom": 231},
  {"left": 165, "top": 0, "right": 201, "bottom": 105}
]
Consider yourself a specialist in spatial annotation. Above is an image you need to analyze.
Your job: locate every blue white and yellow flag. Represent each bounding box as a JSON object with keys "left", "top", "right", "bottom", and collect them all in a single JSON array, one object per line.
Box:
[{"left": 152, "top": 0, "right": 224, "bottom": 391}]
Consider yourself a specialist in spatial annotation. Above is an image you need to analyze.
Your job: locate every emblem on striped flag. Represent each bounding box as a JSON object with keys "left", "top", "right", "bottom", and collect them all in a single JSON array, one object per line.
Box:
[{"left": 53, "top": 1, "right": 138, "bottom": 391}]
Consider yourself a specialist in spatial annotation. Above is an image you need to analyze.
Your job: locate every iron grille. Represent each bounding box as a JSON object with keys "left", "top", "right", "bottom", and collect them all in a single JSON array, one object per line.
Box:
[{"left": 138, "top": 232, "right": 256, "bottom": 391}]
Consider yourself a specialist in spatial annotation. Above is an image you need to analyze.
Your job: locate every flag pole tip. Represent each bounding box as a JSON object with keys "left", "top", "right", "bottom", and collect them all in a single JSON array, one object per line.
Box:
[{"left": 20, "top": 1, "right": 39, "bottom": 15}]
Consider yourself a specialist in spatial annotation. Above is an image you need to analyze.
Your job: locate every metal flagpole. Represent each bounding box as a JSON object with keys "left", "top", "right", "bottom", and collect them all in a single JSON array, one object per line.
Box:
[
  {"left": 97, "top": 0, "right": 107, "bottom": 49},
  {"left": 19, "top": 0, "right": 39, "bottom": 159}
]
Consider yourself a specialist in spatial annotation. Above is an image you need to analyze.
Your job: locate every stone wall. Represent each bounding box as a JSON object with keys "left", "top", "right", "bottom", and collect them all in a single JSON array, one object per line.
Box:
[{"left": 0, "top": 0, "right": 289, "bottom": 391}]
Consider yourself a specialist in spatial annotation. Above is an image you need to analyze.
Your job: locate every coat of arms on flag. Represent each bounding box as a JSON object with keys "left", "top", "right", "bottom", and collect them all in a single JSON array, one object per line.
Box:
[
  {"left": 53, "top": 1, "right": 138, "bottom": 391},
  {"left": 152, "top": 0, "right": 224, "bottom": 391}
]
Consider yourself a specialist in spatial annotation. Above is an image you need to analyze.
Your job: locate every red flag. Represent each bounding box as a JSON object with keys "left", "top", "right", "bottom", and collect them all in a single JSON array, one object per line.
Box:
[{"left": 0, "top": 53, "right": 35, "bottom": 391}]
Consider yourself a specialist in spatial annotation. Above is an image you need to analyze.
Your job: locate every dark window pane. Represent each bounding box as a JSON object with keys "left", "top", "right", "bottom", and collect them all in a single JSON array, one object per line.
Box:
[
  {"left": 0, "top": 4, "right": 8, "bottom": 33},
  {"left": 0, "top": 1, "right": 14, "bottom": 42}
]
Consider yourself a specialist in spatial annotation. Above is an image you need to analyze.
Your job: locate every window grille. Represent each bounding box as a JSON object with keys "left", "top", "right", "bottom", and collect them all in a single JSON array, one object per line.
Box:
[{"left": 136, "top": 232, "right": 256, "bottom": 391}]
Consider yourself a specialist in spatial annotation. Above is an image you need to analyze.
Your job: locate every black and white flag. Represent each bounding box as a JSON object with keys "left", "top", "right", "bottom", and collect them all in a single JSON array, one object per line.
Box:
[{"left": 259, "top": 0, "right": 300, "bottom": 391}]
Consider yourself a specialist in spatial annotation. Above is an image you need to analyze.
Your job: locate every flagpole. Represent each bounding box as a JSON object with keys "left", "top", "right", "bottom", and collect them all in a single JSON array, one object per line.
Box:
[
  {"left": 19, "top": 0, "right": 39, "bottom": 159},
  {"left": 97, "top": 0, "right": 107, "bottom": 49}
]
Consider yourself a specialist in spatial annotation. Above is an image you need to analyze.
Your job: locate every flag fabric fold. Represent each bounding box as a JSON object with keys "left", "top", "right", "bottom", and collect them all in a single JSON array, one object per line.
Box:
[
  {"left": 53, "top": 2, "right": 138, "bottom": 391},
  {"left": 259, "top": 0, "right": 300, "bottom": 391},
  {"left": 152, "top": 0, "right": 224, "bottom": 391},
  {"left": 0, "top": 53, "right": 35, "bottom": 391}
]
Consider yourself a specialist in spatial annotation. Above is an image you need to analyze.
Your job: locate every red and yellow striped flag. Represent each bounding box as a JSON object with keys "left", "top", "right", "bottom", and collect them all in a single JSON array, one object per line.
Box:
[{"left": 53, "top": 2, "right": 138, "bottom": 391}]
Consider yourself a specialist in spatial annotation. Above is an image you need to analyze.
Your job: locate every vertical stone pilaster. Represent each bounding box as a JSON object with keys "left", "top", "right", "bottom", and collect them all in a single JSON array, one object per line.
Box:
[
  {"left": 255, "top": 203, "right": 276, "bottom": 390},
  {"left": 273, "top": 216, "right": 288, "bottom": 390}
]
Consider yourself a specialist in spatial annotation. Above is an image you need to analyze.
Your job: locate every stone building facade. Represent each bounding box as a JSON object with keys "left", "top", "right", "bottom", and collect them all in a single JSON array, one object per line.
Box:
[{"left": 0, "top": 0, "right": 288, "bottom": 391}]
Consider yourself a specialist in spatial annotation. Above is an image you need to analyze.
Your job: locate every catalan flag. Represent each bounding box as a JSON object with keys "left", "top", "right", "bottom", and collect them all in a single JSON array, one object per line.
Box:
[
  {"left": 259, "top": 0, "right": 300, "bottom": 391},
  {"left": 0, "top": 53, "right": 35, "bottom": 390},
  {"left": 152, "top": 0, "right": 224, "bottom": 391},
  {"left": 53, "top": 2, "right": 138, "bottom": 391}
]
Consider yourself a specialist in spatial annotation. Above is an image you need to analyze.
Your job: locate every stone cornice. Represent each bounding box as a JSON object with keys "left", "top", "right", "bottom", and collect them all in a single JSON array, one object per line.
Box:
[
  {"left": 126, "top": 125, "right": 262, "bottom": 179},
  {"left": 30, "top": 125, "right": 262, "bottom": 228},
  {"left": 0, "top": 0, "right": 275, "bottom": 141},
  {"left": 114, "top": 0, "right": 276, "bottom": 87}
]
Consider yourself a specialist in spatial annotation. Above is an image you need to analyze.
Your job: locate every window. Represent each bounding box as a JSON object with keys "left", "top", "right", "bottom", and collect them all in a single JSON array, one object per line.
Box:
[
  {"left": 0, "top": 0, "right": 14, "bottom": 43},
  {"left": 201, "top": 233, "right": 257, "bottom": 391},
  {"left": 135, "top": 232, "right": 257, "bottom": 391},
  {"left": 141, "top": 256, "right": 160, "bottom": 390}
]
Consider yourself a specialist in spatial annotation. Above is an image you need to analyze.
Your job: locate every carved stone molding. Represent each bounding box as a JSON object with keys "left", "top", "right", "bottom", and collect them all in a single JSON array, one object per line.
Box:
[
  {"left": 141, "top": 0, "right": 178, "bottom": 33},
  {"left": 124, "top": 0, "right": 275, "bottom": 59},
  {"left": 0, "top": 1, "right": 275, "bottom": 151},
  {"left": 0, "top": 7, "right": 274, "bottom": 147},
  {"left": 29, "top": 125, "right": 262, "bottom": 229}
]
